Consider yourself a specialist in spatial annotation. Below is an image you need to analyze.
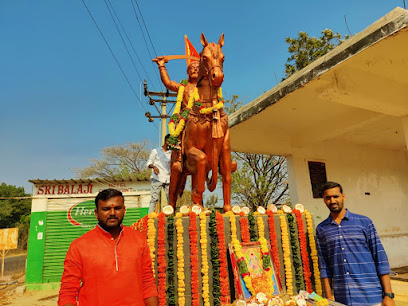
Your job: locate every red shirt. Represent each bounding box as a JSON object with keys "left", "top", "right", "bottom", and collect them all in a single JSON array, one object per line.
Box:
[{"left": 58, "top": 225, "right": 158, "bottom": 306}]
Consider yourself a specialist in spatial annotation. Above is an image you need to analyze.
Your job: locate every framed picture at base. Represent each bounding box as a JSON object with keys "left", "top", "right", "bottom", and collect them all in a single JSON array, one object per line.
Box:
[{"left": 229, "top": 241, "right": 282, "bottom": 300}]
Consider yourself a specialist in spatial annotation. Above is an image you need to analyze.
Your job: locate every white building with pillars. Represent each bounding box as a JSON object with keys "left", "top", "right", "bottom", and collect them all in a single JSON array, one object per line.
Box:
[{"left": 229, "top": 7, "right": 408, "bottom": 268}]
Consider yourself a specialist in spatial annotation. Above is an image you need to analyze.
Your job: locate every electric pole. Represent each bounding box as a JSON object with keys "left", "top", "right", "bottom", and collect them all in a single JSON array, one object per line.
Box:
[{"left": 144, "top": 80, "right": 177, "bottom": 145}]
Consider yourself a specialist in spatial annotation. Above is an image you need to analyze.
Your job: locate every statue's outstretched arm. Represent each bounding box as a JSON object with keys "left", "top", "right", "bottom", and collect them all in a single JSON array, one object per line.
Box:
[{"left": 153, "top": 57, "right": 180, "bottom": 92}]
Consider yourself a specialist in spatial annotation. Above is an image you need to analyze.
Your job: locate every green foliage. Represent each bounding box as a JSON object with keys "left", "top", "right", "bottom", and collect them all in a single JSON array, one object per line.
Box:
[
  {"left": 224, "top": 96, "right": 289, "bottom": 210},
  {"left": 223, "top": 95, "right": 243, "bottom": 115},
  {"left": 0, "top": 183, "right": 31, "bottom": 249},
  {"left": 204, "top": 194, "right": 219, "bottom": 210},
  {"left": 74, "top": 141, "right": 151, "bottom": 180},
  {"left": 284, "top": 29, "right": 350, "bottom": 79}
]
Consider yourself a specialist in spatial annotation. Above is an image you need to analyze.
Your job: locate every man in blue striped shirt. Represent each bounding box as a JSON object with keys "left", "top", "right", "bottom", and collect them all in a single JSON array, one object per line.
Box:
[{"left": 316, "top": 182, "right": 394, "bottom": 306}]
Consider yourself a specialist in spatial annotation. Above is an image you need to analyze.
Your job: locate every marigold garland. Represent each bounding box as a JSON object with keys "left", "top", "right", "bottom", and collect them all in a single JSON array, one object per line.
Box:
[
  {"left": 175, "top": 217, "right": 185, "bottom": 306},
  {"left": 166, "top": 216, "right": 176, "bottom": 305},
  {"left": 227, "top": 211, "right": 256, "bottom": 296},
  {"left": 199, "top": 212, "right": 211, "bottom": 306},
  {"left": 168, "top": 85, "right": 196, "bottom": 146},
  {"left": 147, "top": 212, "right": 157, "bottom": 275},
  {"left": 197, "top": 87, "right": 224, "bottom": 114},
  {"left": 142, "top": 215, "right": 149, "bottom": 236},
  {"left": 256, "top": 216, "right": 275, "bottom": 298},
  {"left": 280, "top": 214, "right": 293, "bottom": 296},
  {"left": 266, "top": 210, "right": 281, "bottom": 284},
  {"left": 293, "top": 209, "right": 313, "bottom": 293},
  {"left": 189, "top": 212, "right": 199, "bottom": 306},
  {"left": 157, "top": 212, "right": 167, "bottom": 305},
  {"left": 304, "top": 209, "right": 322, "bottom": 295},
  {"left": 216, "top": 212, "right": 230, "bottom": 305},
  {"left": 168, "top": 86, "right": 224, "bottom": 146},
  {"left": 248, "top": 212, "right": 258, "bottom": 242},
  {"left": 239, "top": 217, "right": 250, "bottom": 243},
  {"left": 287, "top": 212, "right": 304, "bottom": 291},
  {"left": 209, "top": 211, "right": 221, "bottom": 305}
]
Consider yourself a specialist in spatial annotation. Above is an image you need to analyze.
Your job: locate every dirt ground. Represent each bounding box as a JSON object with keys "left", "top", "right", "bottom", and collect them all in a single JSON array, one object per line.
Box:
[
  {"left": 0, "top": 272, "right": 58, "bottom": 306},
  {"left": 1, "top": 275, "right": 408, "bottom": 305}
]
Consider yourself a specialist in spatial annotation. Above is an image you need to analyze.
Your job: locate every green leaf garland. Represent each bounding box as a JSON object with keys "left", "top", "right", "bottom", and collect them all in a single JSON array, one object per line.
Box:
[
  {"left": 248, "top": 212, "right": 258, "bottom": 242},
  {"left": 209, "top": 211, "right": 221, "bottom": 306},
  {"left": 166, "top": 215, "right": 176, "bottom": 305},
  {"left": 287, "top": 213, "right": 305, "bottom": 292}
]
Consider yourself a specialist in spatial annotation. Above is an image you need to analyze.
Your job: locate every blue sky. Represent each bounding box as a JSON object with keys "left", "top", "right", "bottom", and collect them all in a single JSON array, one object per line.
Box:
[{"left": 0, "top": 0, "right": 403, "bottom": 193}]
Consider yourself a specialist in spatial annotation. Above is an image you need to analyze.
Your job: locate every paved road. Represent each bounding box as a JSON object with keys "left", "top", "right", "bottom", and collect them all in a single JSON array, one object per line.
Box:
[{"left": 2, "top": 254, "right": 26, "bottom": 276}]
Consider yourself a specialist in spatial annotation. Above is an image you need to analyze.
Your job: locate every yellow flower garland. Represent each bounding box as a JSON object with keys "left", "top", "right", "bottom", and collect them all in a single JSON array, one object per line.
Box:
[
  {"left": 168, "top": 86, "right": 197, "bottom": 138},
  {"left": 147, "top": 212, "right": 157, "bottom": 275},
  {"left": 257, "top": 216, "right": 275, "bottom": 296},
  {"left": 198, "top": 87, "right": 224, "bottom": 114},
  {"left": 280, "top": 214, "right": 293, "bottom": 296},
  {"left": 199, "top": 212, "right": 210, "bottom": 306},
  {"left": 175, "top": 217, "right": 185, "bottom": 306},
  {"left": 226, "top": 211, "right": 256, "bottom": 296},
  {"left": 304, "top": 209, "right": 322, "bottom": 295}
]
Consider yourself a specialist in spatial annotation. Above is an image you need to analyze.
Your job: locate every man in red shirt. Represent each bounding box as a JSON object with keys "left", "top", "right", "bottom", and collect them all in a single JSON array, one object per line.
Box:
[{"left": 58, "top": 189, "right": 159, "bottom": 306}]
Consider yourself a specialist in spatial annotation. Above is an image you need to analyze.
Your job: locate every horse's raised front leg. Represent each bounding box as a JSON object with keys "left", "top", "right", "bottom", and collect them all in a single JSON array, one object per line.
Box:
[{"left": 185, "top": 147, "right": 208, "bottom": 204}]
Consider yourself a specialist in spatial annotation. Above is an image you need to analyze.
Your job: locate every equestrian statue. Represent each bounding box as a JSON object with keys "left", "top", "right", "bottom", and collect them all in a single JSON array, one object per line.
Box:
[{"left": 153, "top": 33, "right": 236, "bottom": 212}]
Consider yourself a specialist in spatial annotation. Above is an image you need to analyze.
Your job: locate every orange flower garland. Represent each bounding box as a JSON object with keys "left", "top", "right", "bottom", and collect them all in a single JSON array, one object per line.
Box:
[
  {"left": 266, "top": 210, "right": 281, "bottom": 284},
  {"left": 189, "top": 212, "right": 199, "bottom": 306},
  {"left": 199, "top": 212, "right": 210, "bottom": 306},
  {"left": 293, "top": 209, "right": 313, "bottom": 293},
  {"left": 280, "top": 214, "right": 293, "bottom": 296},
  {"left": 216, "top": 212, "right": 230, "bottom": 305},
  {"left": 175, "top": 217, "right": 185, "bottom": 306},
  {"left": 142, "top": 214, "right": 149, "bottom": 236},
  {"left": 157, "top": 212, "right": 167, "bottom": 305},
  {"left": 304, "top": 209, "right": 322, "bottom": 295},
  {"left": 147, "top": 212, "right": 157, "bottom": 275},
  {"left": 239, "top": 217, "right": 250, "bottom": 243}
]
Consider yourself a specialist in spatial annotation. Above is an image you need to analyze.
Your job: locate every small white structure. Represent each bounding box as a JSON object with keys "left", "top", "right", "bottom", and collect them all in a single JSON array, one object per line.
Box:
[{"left": 229, "top": 8, "right": 408, "bottom": 267}]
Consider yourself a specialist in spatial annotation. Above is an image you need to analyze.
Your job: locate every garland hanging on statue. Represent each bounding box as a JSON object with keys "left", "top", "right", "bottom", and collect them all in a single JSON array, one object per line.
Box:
[{"left": 168, "top": 86, "right": 224, "bottom": 149}]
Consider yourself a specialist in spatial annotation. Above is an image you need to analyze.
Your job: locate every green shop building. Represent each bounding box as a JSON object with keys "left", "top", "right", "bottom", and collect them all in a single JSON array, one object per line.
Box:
[{"left": 26, "top": 178, "right": 150, "bottom": 289}]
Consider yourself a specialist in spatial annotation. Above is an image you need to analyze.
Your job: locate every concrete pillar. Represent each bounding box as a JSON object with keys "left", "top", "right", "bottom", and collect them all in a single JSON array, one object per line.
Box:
[{"left": 286, "top": 155, "right": 299, "bottom": 204}]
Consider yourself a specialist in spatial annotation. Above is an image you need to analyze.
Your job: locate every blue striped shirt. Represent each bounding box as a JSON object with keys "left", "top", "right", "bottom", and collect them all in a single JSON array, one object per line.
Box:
[{"left": 316, "top": 209, "right": 391, "bottom": 306}]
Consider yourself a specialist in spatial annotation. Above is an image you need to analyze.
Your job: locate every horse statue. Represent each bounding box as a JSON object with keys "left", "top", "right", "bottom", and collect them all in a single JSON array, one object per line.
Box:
[{"left": 166, "top": 33, "right": 237, "bottom": 212}]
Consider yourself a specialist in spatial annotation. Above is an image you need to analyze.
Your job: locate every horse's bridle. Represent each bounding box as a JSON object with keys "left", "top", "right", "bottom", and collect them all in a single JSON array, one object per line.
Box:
[{"left": 197, "top": 63, "right": 222, "bottom": 87}]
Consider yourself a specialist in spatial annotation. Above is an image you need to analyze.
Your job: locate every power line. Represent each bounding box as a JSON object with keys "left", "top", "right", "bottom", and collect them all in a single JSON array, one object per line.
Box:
[
  {"left": 103, "top": 0, "right": 143, "bottom": 82},
  {"left": 80, "top": 0, "right": 157, "bottom": 129},
  {"left": 105, "top": 0, "right": 155, "bottom": 87},
  {"left": 130, "top": 0, "right": 163, "bottom": 90},
  {"left": 134, "top": 0, "right": 158, "bottom": 56}
]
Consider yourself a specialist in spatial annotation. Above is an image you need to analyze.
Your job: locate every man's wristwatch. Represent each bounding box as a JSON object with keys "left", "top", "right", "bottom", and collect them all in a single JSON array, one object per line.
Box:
[{"left": 383, "top": 292, "right": 395, "bottom": 299}]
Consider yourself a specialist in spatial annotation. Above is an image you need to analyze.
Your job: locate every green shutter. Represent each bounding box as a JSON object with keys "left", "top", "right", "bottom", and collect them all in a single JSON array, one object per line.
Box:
[{"left": 42, "top": 202, "right": 148, "bottom": 283}]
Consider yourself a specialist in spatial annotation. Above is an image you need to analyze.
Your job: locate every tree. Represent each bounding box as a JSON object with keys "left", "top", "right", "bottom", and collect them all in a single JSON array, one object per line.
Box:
[
  {"left": 204, "top": 194, "right": 219, "bottom": 210},
  {"left": 284, "top": 29, "right": 350, "bottom": 78},
  {"left": 74, "top": 141, "right": 151, "bottom": 180},
  {"left": 0, "top": 183, "right": 31, "bottom": 249},
  {"left": 231, "top": 154, "right": 289, "bottom": 210},
  {"left": 224, "top": 97, "right": 289, "bottom": 210}
]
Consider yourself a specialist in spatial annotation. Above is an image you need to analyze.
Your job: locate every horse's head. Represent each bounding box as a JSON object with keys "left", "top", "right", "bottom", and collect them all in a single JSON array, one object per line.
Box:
[{"left": 197, "top": 33, "right": 224, "bottom": 88}]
